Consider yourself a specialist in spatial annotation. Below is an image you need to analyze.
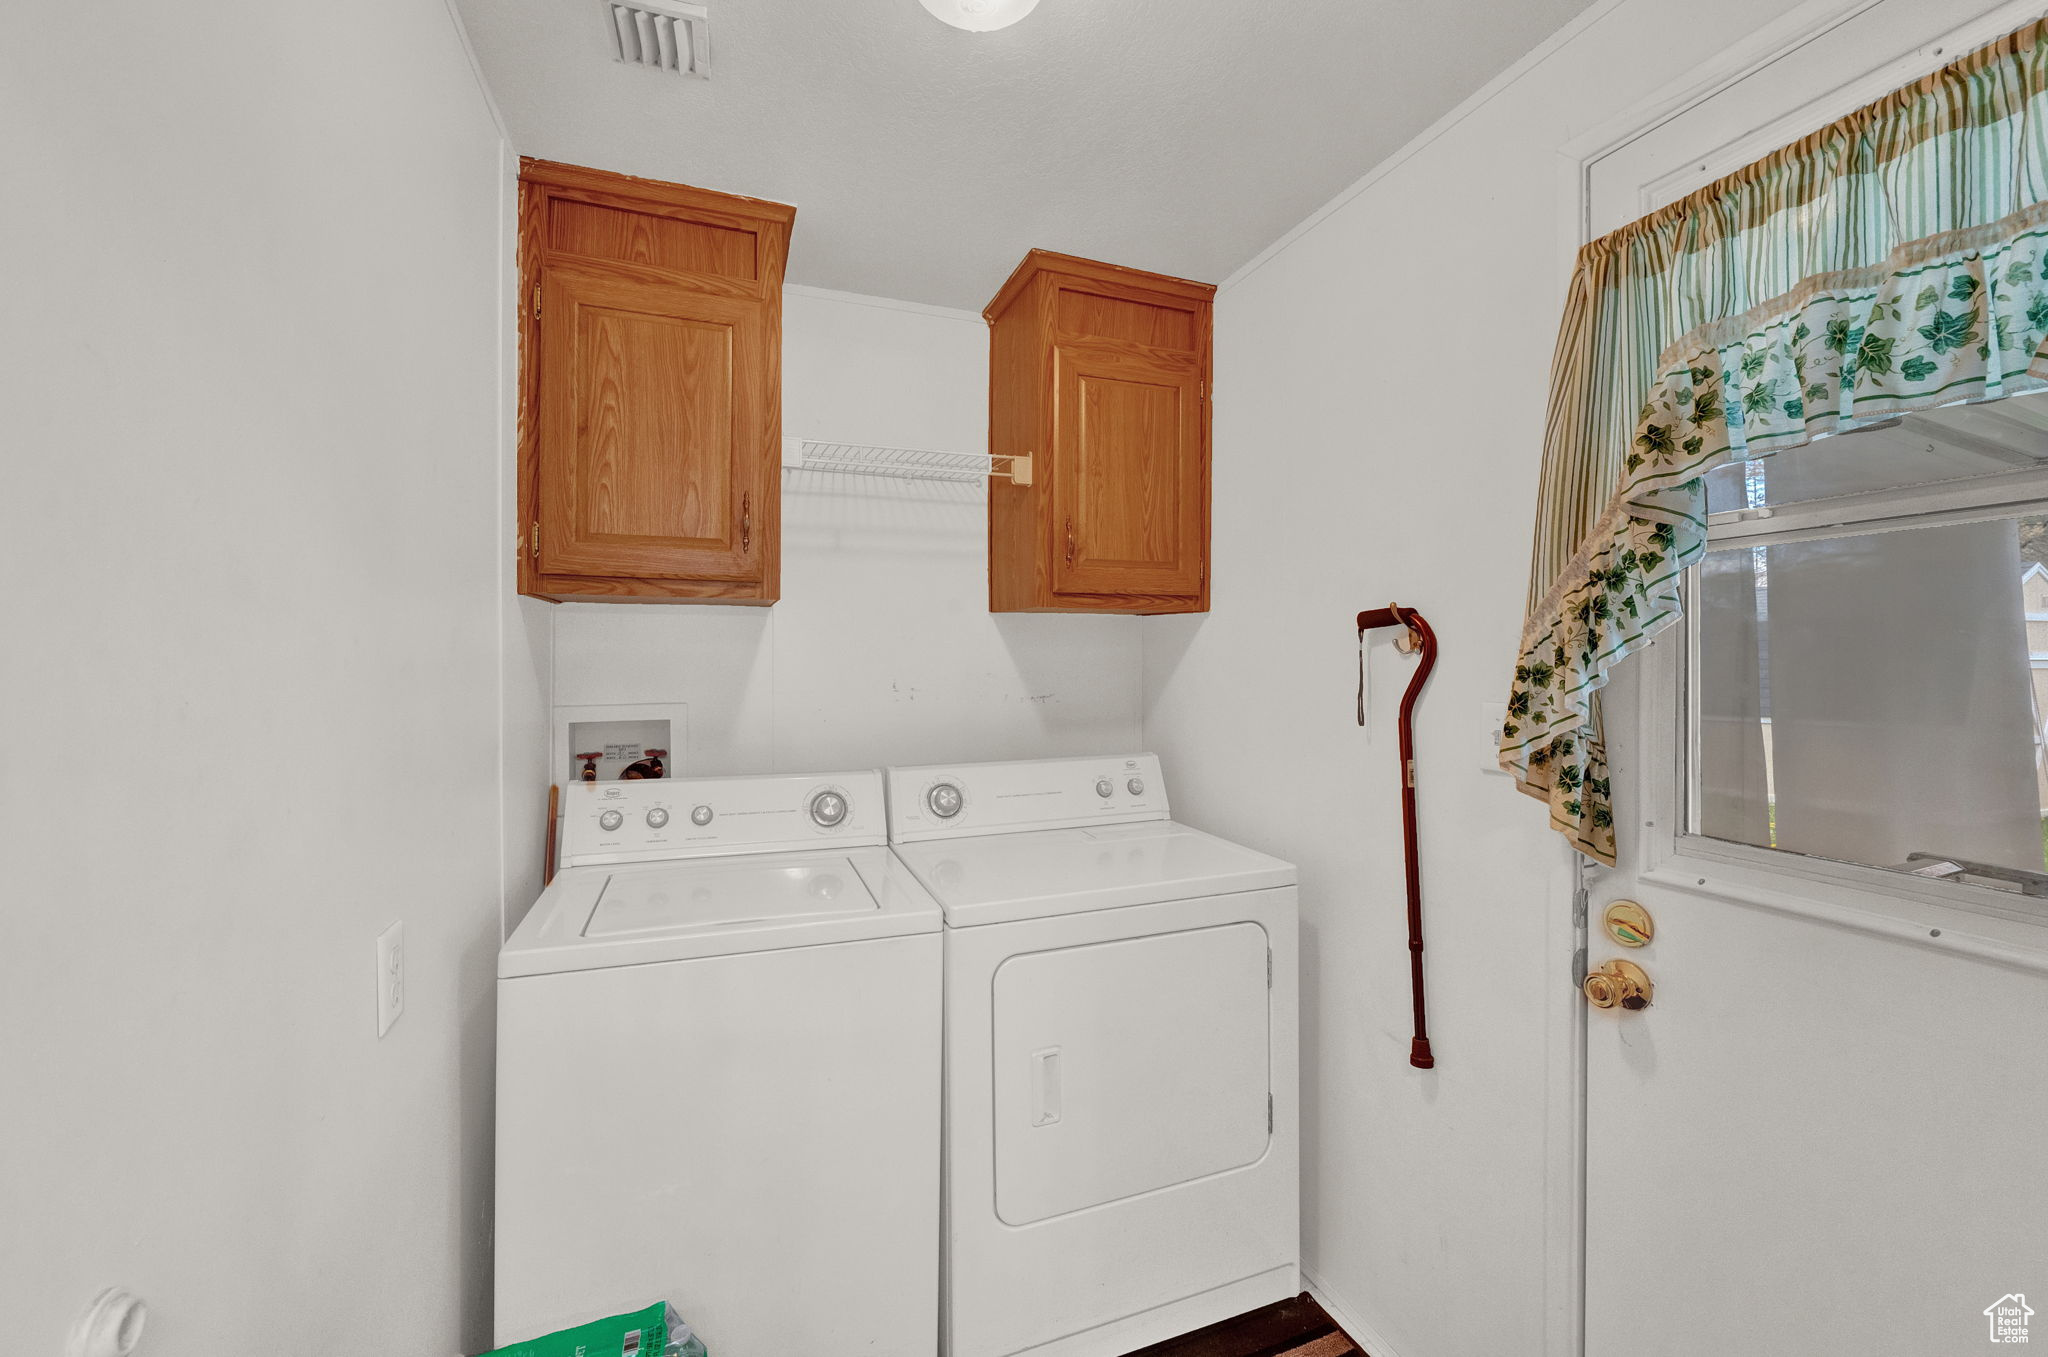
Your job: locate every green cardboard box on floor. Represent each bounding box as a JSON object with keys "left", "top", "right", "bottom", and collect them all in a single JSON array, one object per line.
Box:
[{"left": 479, "top": 1301, "right": 707, "bottom": 1357}]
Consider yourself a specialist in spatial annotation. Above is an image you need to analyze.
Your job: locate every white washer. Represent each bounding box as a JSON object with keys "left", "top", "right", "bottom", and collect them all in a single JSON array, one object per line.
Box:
[
  {"left": 496, "top": 771, "right": 942, "bottom": 1353},
  {"left": 886, "top": 753, "right": 1299, "bottom": 1357}
]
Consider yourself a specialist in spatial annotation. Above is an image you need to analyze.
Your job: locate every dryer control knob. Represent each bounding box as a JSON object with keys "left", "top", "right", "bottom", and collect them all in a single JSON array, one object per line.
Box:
[
  {"left": 1095, "top": 778, "right": 1114, "bottom": 798},
  {"left": 927, "top": 783, "right": 964, "bottom": 819},
  {"left": 810, "top": 790, "right": 849, "bottom": 828},
  {"left": 598, "top": 809, "right": 624, "bottom": 833},
  {"left": 691, "top": 804, "right": 714, "bottom": 827},
  {"left": 1127, "top": 777, "right": 1145, "bottom": 796},
  {"left": 645, "top": 807, "right": 670, "bottom": 829}
]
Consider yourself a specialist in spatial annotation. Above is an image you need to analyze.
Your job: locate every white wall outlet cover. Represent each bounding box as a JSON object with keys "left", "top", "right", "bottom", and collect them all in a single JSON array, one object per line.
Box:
[
  {"left": 1480, "top": 700, "right": 1510, "bottom": 775},
  {"left": 376, "top": 921, "right": 404, "bottom": 1037}
]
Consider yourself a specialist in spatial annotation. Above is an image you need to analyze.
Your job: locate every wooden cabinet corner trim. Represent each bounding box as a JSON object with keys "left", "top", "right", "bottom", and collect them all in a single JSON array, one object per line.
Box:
[
  {"left": 984, "top": 247, "right": 1215, "bottom": 322},
  {"left": 519, "top": 157, "right": 796, "bottom": 228}
]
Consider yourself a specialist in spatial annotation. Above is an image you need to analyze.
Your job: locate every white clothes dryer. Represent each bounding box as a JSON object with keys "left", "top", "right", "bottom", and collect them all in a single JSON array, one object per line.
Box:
[
  {"left": 496, "top": 771, "right": 942, "bottom": 1354},
  {"left": 886, "top": 754, "right": 1299, "bottom": 1357}
]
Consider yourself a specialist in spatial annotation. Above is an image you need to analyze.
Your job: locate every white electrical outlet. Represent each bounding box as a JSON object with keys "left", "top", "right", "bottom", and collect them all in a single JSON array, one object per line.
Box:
[{"left": 376, "top": 922, "right": 405, "bottom": 1037}]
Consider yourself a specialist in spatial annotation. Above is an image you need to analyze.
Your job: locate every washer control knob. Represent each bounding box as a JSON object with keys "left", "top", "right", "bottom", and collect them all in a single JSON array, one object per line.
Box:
[
  {"left": 927, "top": 783, "right": 964, "bottom": 819},
  {"left": 810, "top": 790, "right": 849, "bottom": 828},
  {"left": 598, "top": 809, "right": 624, "bottom": 833},
  {"left": 645, "top": 807, "right": 670, "bottom": 829},
  {"left": 1095, "top": 778, "right": 1114, "bottom": 798},
  {"left": 690, "top": 804, "right": 714, "bottom": 827},
  {"left": 1127, "top": 777, "right": 1145, "bottom": 796}
]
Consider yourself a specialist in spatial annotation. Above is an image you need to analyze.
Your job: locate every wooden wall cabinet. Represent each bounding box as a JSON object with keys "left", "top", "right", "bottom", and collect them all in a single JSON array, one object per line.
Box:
[
  {"left": 517, "top": 159, "right": 794, "bottom": 604},
  {"left": 986, "top": 250, "right": 1214, "bottom": 614}
]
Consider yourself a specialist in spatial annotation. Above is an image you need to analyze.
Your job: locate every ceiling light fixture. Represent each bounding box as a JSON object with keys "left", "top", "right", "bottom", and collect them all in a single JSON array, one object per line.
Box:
[{"left": 918, "top": 0, "right": 1040, "bottom": 32}]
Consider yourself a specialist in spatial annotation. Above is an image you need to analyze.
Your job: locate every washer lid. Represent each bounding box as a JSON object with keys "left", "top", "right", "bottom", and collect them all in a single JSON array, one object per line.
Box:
[
  {"left": 585, "top": 854, "right": 878, "bottom": 936},
  {"left": 500, "top": 844, "right": 942, "bottom": 977},
  {"left": 891, "top": 821, "right": 1295, "bottom": 928}
]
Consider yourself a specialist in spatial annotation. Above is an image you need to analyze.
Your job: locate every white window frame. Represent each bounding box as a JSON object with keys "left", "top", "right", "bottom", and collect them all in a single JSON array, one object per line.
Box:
[{"left": 1630, "top": 457, "right": 2048, "bottom": 952}]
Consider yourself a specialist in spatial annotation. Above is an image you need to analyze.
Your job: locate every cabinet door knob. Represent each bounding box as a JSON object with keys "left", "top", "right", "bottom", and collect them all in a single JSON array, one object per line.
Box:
[{"left": 1064, "top": 516, "right": 1076, "bottom": 565}]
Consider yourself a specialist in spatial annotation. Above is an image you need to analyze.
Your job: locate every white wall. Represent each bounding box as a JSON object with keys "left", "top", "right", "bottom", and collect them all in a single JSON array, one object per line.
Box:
[
  {"left": 501, "top": 141, "right": 558, "bottom": 940},
  {"left": 547, "top": 287, "right": 1143, "bottom": 790},
  {"left": 1140, "top": 1, "right": 1805, "bottom": 1351},
  {"left": 0, "top": 1, "right": 532, "bottom": 1351}
]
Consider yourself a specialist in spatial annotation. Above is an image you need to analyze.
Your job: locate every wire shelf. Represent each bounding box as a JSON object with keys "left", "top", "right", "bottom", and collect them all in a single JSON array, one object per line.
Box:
[{"left": 783, "top": 439, "right": 1032, "bottom": 485}]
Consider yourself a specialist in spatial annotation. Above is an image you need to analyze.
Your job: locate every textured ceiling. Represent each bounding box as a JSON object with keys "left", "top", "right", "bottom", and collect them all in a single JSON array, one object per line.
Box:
[{"left": 454, "top": 0, "right": 1596, "bottom": 309}]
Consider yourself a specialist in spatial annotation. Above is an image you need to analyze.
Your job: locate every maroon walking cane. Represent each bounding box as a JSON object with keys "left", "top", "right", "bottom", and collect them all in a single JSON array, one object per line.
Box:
[{"left": 1357, "top": 603, "right": 1439, "bottom": 1070}]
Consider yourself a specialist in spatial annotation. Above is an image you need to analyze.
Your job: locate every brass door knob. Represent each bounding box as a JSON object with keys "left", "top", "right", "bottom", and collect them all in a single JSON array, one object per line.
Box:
[{"left": 1583, "top": 958, "right": 1653, "bottom": 1010}]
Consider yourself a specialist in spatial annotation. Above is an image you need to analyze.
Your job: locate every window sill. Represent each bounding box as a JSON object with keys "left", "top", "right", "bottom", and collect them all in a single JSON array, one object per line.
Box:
[{"left": 1645, "top": 845, "right": 2048, "bottom": 976}]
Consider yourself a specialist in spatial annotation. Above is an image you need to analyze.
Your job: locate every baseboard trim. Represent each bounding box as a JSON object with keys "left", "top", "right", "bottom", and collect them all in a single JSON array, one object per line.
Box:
[{"left": 1301, "top": 1267, "right": 1405, "bottom": 1357}]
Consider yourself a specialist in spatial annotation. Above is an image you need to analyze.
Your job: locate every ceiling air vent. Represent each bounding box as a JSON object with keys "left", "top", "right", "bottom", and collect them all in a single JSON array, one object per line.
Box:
[{"left": 605, "top": 0, "right": 708, "bottom": 77}]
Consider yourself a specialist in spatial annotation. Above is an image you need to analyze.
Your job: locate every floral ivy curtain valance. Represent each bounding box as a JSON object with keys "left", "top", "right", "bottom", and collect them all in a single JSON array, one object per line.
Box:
[{"left": 1504, "top": 17, "right": 2048, "bottom": 864}]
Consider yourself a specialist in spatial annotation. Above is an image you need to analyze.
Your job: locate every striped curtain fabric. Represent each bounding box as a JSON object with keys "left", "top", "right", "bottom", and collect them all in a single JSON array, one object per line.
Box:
[{"left": 1507, "top": 17, "right": 2048, "bottom": 863}]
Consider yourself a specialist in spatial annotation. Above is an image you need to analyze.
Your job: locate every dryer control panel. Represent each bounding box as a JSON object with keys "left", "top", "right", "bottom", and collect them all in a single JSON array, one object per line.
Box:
[
  {"left": 561, "top": 770, "right": 884, "bottom": 867},
  {"left": 885, "top": 753, "right": 1167, "bottom": 843}
]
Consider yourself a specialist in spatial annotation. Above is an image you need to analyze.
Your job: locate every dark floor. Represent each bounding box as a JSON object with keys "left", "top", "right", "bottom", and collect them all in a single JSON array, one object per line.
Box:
[{"left": 1122, "top": 1293, "right": 1364, "bottom": 1357}]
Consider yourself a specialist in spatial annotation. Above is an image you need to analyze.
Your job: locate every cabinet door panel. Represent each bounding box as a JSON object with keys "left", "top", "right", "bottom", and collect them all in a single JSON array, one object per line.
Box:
[
  {"left": 1050, "top": 344, "right": 1204, "bottom": 599},
  {"left": 537, "top": 267, "right": 765, "bottom": 582}
]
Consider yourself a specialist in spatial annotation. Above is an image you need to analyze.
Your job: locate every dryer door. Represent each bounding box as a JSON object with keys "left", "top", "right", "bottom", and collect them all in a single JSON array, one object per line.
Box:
[{"left": 992, "top": 920, "right": 1270, "bottom": 1225}]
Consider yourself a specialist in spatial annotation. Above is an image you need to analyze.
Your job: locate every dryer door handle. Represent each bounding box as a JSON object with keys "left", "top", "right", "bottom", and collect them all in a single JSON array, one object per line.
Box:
[{"left": 1031, "top": 1047, "right": 1062, "bottom": 1127}]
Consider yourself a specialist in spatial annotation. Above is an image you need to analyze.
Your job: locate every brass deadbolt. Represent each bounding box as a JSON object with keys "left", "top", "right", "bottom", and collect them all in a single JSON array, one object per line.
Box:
[
  {"left": 1602, "top": 898, "right": 1654, "bottom": 947},
  {"left": 1583, "top": 958, "right": 1653, "bottom": 1011}
]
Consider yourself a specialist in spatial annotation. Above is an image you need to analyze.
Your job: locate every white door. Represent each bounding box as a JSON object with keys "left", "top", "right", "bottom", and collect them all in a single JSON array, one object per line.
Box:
[{"left": 1582, "top": 4, "right": 2048, "bottom": 1354}]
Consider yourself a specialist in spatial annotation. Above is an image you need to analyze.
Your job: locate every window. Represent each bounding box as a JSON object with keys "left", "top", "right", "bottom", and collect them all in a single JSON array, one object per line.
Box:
[{"left": 1685, "top": 391, "right": 2048, "bottom": 901}]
